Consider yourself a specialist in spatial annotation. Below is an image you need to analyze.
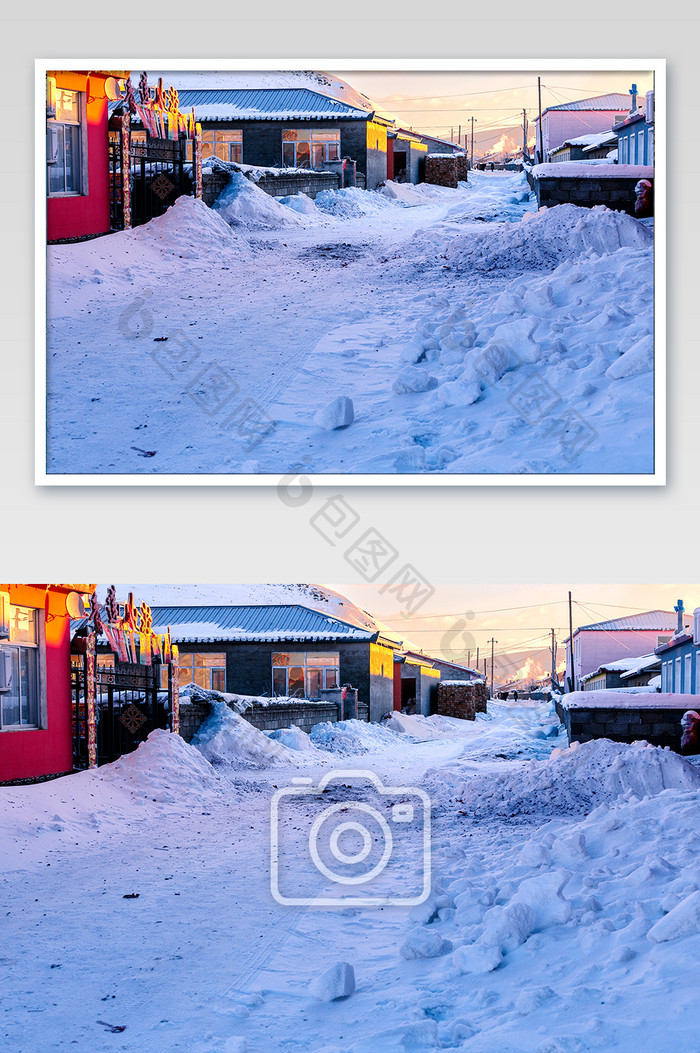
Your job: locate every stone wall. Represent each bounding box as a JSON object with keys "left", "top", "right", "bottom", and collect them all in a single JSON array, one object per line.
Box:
[
  {"left": 424, "top": 154, "right": 468, "bottom": 188},
  {"left": 557, "top": 701, "right": 686, "bottom": 751},
  {"left": 436, "top": 681, "right": 488, "bottom": 720},
  {"left": 201, "top": 170, "right": 231, "bottom": 207},
  {"left": 177, "top": 696, "right": 369, "bottom": 741},
  {"left": 533, "top": 174, "right": 649, "bottom": 215}
]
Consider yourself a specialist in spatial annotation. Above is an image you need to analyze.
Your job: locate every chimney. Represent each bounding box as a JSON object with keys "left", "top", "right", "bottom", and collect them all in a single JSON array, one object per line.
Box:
[
  {"left": 675, "top": 598, "right": 685, "bottom": 634},
  {"left": 629, "top": 83, "right": 638, "bottom": 114}
]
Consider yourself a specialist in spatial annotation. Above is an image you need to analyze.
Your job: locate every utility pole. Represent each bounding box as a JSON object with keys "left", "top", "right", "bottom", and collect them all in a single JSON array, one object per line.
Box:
[
  {"left": 470, "top": 116, "right": 477, "bottom": 168},
  {"left": 467, "top": 649, "right": 471, "bottom": 667},
  {"left": 489, "top": 637, "right": 498, "bottom": 699},
  {"left": 550, "top": 629, "right": 557, "bottom": 690},
  {"left": 451, "top": 125, "right": 454, "bottom": 143},
  {"left": 568, "top": 591, "right": 574, "bottom": 692},
  {"left": 458, "top": 123, "right": 461, "bottom": 149},
  {"left": 476, "top": 645, "right": 479, "bottom": 670},
  {"left": 537, "top": 77, "right": 544, "bottom": 163},
  {"left": 522, "top": 108, "right": 528, "bottom": 161}
]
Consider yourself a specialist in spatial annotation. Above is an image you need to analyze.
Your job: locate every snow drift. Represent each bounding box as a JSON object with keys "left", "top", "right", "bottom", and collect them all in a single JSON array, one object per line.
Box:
[
  {"left": 214, "top": 171, "right": 307, "bottom": 230},
  {"left": 192, "top": 699, "right": 299, "bottom": 768}
]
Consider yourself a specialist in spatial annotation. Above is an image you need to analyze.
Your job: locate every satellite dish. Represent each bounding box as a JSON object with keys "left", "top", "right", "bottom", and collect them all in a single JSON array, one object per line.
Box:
[
  {"left": 66, "top": 591, "right": 88, "bottom": 619},
  {"left": 104, "top": 77, "right": 123, "bottom": 102}
]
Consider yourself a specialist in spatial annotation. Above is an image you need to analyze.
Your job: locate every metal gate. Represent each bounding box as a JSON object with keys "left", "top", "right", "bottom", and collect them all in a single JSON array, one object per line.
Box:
[
  {"left": 72, "top": 654, "right": 173, "bottom": 769},
  {"left": 130, "top": 137, "right": 189, "bottom": 227}
]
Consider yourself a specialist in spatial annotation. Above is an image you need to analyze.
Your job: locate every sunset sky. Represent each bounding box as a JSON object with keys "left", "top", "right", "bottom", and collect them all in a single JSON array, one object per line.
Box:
[
  {"left": 334, "top": 68, "right": 655, "bottom": 154},
  {"left": 327, "top": 584, "right": 698, "bottom": 676}
]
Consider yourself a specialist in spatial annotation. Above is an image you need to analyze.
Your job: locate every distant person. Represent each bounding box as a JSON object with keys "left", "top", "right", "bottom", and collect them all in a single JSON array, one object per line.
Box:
[
  {"left": 490, "top": 162, "right": 495, "bottom": 172},
  {"left": 512, "top": 690, "right": 518, "bottom": 701}
]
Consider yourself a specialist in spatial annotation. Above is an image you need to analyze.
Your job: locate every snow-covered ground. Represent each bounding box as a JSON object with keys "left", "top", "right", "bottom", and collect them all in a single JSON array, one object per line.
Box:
[
  {"left": 45, "top": 171, "right": 655, "bottom": 476},
  {"left": 3, "top": 700, "right": 698, "bottom": 1052}
]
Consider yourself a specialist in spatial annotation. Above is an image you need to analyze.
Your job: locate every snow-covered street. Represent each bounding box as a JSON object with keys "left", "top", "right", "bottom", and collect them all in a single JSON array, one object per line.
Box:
[
  {"left": 45, "top": 171, "right": 655, "bottom": 476},
  {"left": 3, "top": 701, "right": 699, "bottom": 1052}
]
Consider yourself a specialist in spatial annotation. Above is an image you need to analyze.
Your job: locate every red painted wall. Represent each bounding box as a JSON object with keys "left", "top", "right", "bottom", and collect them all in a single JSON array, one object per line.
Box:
[
  {"left": 0, "top": 585, "right": 73, "bottom": 782},
  {"left": 46, "top": 72, "right": 112, "bottom": 242},
  {"left": 386, "top": 137, "right": 394, "bottom": 181},
  {"left": 393, "top": 660, "right": 402, "bottom": 710}
]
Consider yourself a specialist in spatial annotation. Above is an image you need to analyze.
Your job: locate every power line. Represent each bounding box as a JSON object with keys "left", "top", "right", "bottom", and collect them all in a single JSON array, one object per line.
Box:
[{"left": 373, "top": 83, "right": 535, "bottom": 104}]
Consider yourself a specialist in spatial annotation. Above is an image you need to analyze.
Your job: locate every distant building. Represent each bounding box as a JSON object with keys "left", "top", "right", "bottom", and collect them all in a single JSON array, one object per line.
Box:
[
  {"left": 580, "top": 653, "right": 660, "bottom": 691},
  {"left": 393, "top": 651, "right": 480, "bottom": 715},
  {"left": 533, "top": 93, "right": 631, "bottom": 161},
  {"left": 565, "top": 610, "right": 692, "bottom": 692},
  {"left": 655, "top": 607, "right": 700, "bottom": 694},
  {"left": 549, "top": 131, "right": 618, "bottom": 163},
  {"left": 615, "top": 89, "right": 654, "bottom": 166}
]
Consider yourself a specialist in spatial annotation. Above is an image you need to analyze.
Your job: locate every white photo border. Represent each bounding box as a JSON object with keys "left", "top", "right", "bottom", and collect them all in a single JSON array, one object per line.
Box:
[{"left": 35, "top": 57, "right": 666, "bottom": 487}]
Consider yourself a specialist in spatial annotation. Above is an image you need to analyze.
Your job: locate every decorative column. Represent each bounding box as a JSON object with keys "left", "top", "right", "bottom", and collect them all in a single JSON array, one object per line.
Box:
[
  {"left": 194, "top": 123, "right": 203, "bottom": 200},
  {"left": 170, "top": 644, "right": 180, "bottom": 735},
  {"left": 121, "top": 111, "right": 132, "bottom": 230},
  {"left": 86, "top": 633, "right": 97, "bottom": 768}
]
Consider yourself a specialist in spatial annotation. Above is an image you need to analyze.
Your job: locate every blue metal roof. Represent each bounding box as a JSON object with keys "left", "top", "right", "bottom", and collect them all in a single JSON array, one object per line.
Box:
[
  {"left": 576, "top": 611, "right": 692, "bottom": 632},
  {"left": 148, "top": 604, "right": 375, "bottom": 643},
  {"left": 110, "top": 87, "right": 370, "bottom": 122}
]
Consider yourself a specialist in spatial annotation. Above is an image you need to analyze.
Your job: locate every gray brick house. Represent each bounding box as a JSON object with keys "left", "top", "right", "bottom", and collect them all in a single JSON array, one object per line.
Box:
[{"left": 147, "top": 603, "right": 397, "bottom": 723}]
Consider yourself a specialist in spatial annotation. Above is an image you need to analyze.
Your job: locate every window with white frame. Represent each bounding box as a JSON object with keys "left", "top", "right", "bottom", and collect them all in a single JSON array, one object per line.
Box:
[
  {"left": 163, "top": 653, "right": 226, "bottom": 691},
  {"left": 675, "top": 656, "right": 682, "bottom": 692},
  {"left": 271, "top": 652, "right": 340, "bottom": 698},
  {"left": 0, "top": 606, "right": 41, "bottom": 729},
  {"left": 684, "top": 654, "right": 692, "bottom": 694},
  {"left": 47, "top": 89, "right": 83, "bottom": 195},
  {"left": 282, "top": 129, "right": 340, "bottom": 169}
]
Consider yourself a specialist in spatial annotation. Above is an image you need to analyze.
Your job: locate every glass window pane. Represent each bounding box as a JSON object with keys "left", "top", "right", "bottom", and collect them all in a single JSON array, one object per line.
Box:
[
  {"left": 283, "top": 129, "right": 300, "bottom": 142},
  {"left": 306, "top": 669, "right": 321, "bottom": 698},
  {"left": 272, "top": 667, "right": 287, "bottom": 696},
  {"left": 288, "top": 667, "right": 305, "bottom": 697},
  {"left": 327, "top": 142, "right": 340, "bottom": 161},
  {"left": 193, "top": 654, "right": 206, "bottom": 667},
  {"left": 282, "top": 142, "right": 295, "bottom": 166},
  {"left": 312, "top": 143, "right": 324, "bottom": 168},
  {"left": 221, "top": 131, "right": 242, "bottom": 144},
  {"left": 325, "top": 668, "right": 339, "bottom": 689},
  {"left": 211, "top": 668, "right": 225, "bottom": 692},
  {"left": 272, "top": 653, "right": 290, "bottom": 667},
  {"left": 193, "top": 667, "right": 209, "bottom": 688},
  {"left": 312, "top": 131, "right": 341, "bottom": 143},
  {"left": 10, "top": 607, "right": 37, "bottom": 645},
  {"left": 307, "top": 653, "right": 339, "bottom": 667},
  {"left": 200, "top": 654, "right": 226, "bottom": 667},
  {"left": 55, "top": 89, "right": 79, "bottom": 123},
  {"left": 296, "top": 142, "right": 311, "bottom": 168},
  {"left": 20, "top": 649, "right": 38, "bottom": 725},
  {"left": 65, "top": 125, "right": 81, "bottom": 192},
  {"left": 2, "top": 650, "right": 20, "bottom": 725},
  {"left": 229, "top": 143, "right": 242, "bottom": 164},
  {"left": 179, "top": 669, "right": 193, "bottom": 687}
]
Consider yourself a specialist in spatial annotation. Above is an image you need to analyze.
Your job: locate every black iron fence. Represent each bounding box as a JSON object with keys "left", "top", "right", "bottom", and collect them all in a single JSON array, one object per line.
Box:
[{"left": 72, "top": 655, "right": 171, "bottom": 769}]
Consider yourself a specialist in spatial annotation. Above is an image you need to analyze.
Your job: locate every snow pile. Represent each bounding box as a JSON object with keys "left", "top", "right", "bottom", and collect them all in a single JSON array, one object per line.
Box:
[
  {"left": 428, "top": 739, "right": 700, "bottom": 821},
  {"left": 130, "top": 195, "right": 248, "bottom": 259},
  {"left": 314, "top": 186, "right": 397, "bottom": 219},
  {"left": 385, "top": 712, "right": 451, "bottom": 740},
  {"left": 310, "top": 718, "right": 403, "bottom": 755},
  {"left": 560, "top": 690, "right": 686, "bottom": 710},
  {"left": 192, "top": 700, "right": 299, "bottom": 768},
  {"left": 439, "top": 202, "right": 652, "bottom": 275},
  {"left": 277, "top": 192, "right": 320, "bottom": 216},
  {"left": 213, "top": 171, "right": 307, "bottom": 230},
  {"left": 388, "top": 226, "right": 654, "bottom": 473},
  {"left": 99, "top": 728, "right": 225, "bottom": 802},
  {"left": 402, "top": 779, "right": 700, "bottom": 1049},
  {"left": 378, "top": 181, "right": 429, "bottom": 207},
  {"left": 265, "top": 725, "right": 321, "bottom": 752}
]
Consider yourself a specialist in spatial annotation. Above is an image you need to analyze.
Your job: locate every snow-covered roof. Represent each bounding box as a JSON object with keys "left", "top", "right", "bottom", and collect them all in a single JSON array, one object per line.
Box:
[
  {"left": 538, "top": 93, "right": 631, "bottom": 115},
  {"left": 79, "top": 603, "right": 378, "bottom": 644},
  {"left": 580, "top": 653, "right": 660, "bottom": 683},
  {"left": 575, "top": 610, "right": 691, "bottom": 633},
  {"left": 172, "top": 88, "right": 371, "bottom": 122}
]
